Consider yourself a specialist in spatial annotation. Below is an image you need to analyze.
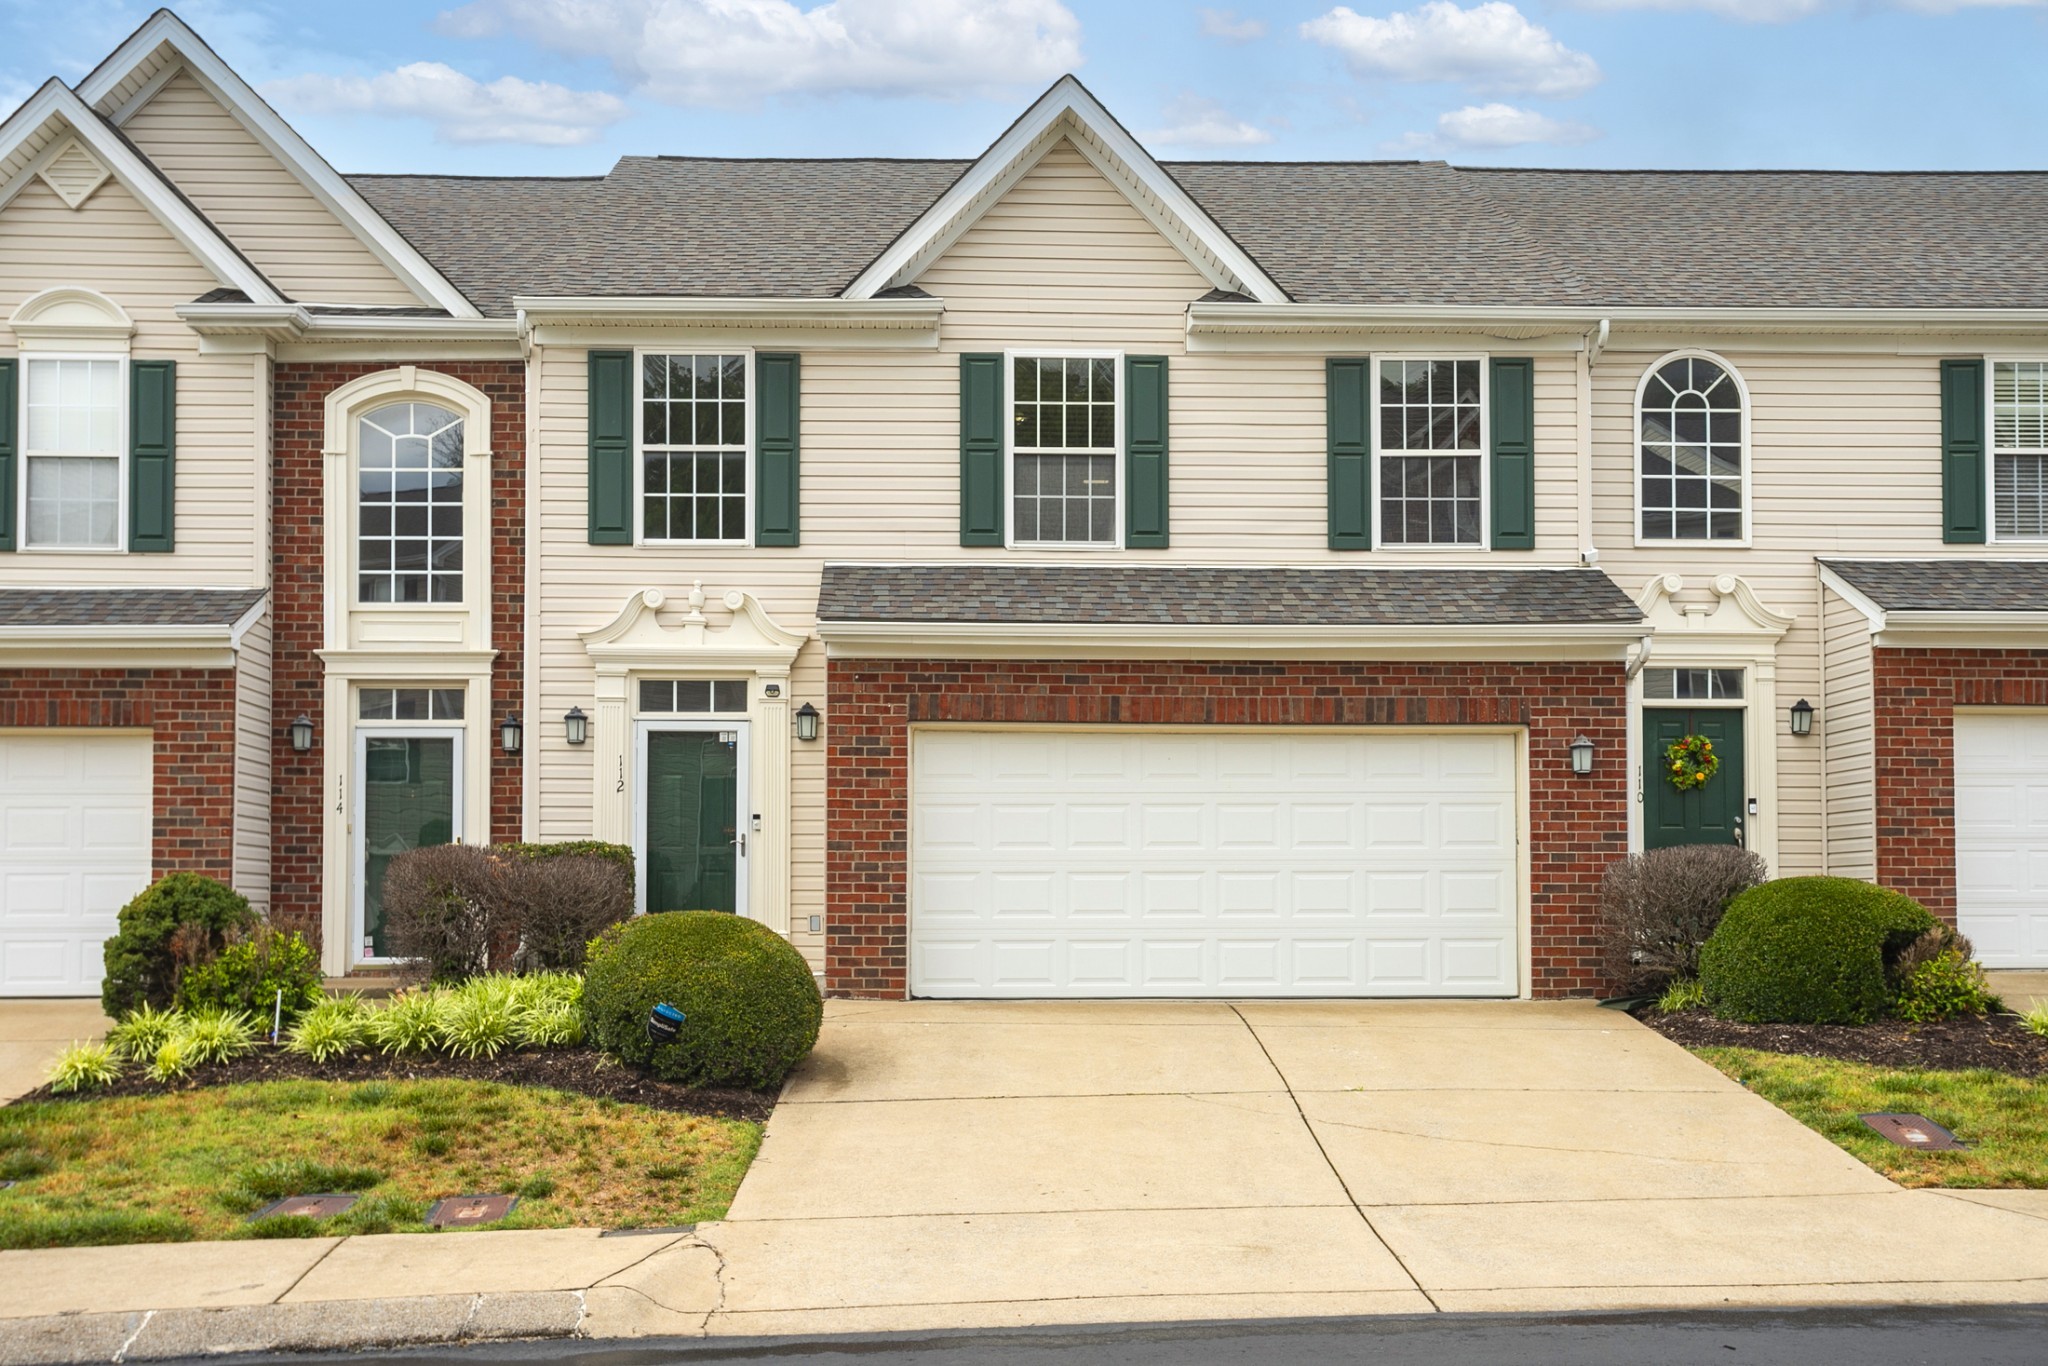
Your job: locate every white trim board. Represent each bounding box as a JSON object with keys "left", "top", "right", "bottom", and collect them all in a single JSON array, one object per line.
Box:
[
  {"left": 74, "top": 11, "right": 480, "bottom": 318},
  {"left": 843, "top": 75, "right": 1286, "bottom": 305}
]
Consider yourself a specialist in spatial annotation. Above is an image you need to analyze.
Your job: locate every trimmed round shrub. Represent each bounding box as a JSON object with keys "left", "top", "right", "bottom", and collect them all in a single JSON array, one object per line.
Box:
[
  {"left": 582, "top": 912, "right": 822, "bottom": 1089},
  {"left": 1699, "top": 877, "right": 1938, "bottom": 1025},
  {"left": 101, "top": 874, "right": 257, "bottom": 1018}
]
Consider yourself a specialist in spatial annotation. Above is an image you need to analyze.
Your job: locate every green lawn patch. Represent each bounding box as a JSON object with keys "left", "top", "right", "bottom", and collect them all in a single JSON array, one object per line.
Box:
[
  {"left": 1694, "top": 1045, "right": 2048, "bottom": 1189},
  {"left": 0, "top": 1077, "right": 760, "bottom": 1249}
]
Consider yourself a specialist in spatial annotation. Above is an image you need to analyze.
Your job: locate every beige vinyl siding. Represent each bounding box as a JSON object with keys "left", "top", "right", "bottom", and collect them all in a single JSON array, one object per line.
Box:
[
  {"left": 530, "top": 138, "right": 1585, "bottom": 970},
  {"left": 1821, "top": 584, "right": 1875, "bottom": 880},
  {"left": 121, "top": 71, "right": 421, "bottom": 307},
  {"left": 0, "top": 174, "right": 262, "bottom": 585},
  {"left": 233, "top": 607, "right": 273, "bottom": 912}
]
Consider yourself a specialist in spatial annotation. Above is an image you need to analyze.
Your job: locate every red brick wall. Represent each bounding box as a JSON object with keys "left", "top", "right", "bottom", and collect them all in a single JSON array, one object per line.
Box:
[
  {"left": 270, "top": 361, "right": 525, "bottom": 950},
  {"left": 826, "top": 659, "right": 1630, "bottom": 1000},
  {"left": 0, "top": 669, "right": 238, "bottom": 880},
  {"left": 1874, "top": 646, "right": 2048, "bottom": 922}
]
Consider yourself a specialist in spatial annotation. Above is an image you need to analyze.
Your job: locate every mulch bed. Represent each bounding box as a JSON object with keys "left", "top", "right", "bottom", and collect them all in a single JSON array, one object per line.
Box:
[
  {"left": 1639, "top": 1007, "right": 2048, "bottom": 1078},
  {"left": 12, "top": 1046, "right": 777, "bottom": 1121}
]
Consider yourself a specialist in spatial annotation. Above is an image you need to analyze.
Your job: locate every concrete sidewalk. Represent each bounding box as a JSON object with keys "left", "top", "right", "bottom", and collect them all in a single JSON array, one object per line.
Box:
[
  {"left": 0, "top": 1000, "right": 110, "bottom": 1104},
  {"left": 5, "top": 999, "right": 2048, "bottom": 1361}
]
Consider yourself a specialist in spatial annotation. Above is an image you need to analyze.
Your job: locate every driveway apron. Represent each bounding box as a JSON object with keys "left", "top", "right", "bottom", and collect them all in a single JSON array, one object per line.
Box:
[{"left": 651, "top": 1000, "right": 2048, "bottom": 1333}]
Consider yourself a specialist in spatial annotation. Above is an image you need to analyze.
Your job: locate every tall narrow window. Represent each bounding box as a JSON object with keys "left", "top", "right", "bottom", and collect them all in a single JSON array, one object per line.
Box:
[
  {"left": 23, "top": 357, "right": 122, "bottom": 549},
  {"left": 641, "top": 353, "right": 747, "bottom": 542},
  {"left": 1012, "top": 354, "right": 1118, "bottom": 545},
  {"left": 1639, "top": 354, "right": 1745, "bottom": 542},
  {"left": 1377, "top": 357, "right": 1483, "bottom": 546},
  {"left": 358, "top": 401, "right": 464, "bottom": 603},
  {"left": 1994, "top": 360, "right": 2048, "bottom": 539}
]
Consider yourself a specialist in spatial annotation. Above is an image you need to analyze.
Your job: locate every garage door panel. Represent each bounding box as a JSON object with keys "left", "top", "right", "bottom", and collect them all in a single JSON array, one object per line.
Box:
[
  {"left": 910, "top": 730, "right": 1520, "bottom": 998},
  {"left": 1955, "top": 715, "right": 2048, "bottom": 968}
]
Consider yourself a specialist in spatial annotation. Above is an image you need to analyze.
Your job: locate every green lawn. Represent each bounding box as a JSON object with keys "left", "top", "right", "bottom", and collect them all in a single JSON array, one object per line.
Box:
[
  {"left": 1695, "top": 1046, "right": 2048, "bottom": 1189},
  {"left": 0, "top": 1078, "right": 760, "bottom": 1249}
]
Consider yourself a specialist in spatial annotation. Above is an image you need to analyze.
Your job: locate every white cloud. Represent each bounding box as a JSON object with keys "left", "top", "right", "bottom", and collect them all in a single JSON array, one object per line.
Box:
[
  {"left": 1197, "top": 7, "right": 1269, "bottom": 40},
  {"left": 437, "top": 0, "right": 1085, "bottom": 107},
  {"left": 264, "top": 62, "right": 629, "bottom": 146},
  {"left": 1301, "top": 2, "right": 1601, "bottom": 99},
  {"left": 1142, "top": 95, "right": 1274, "bottom": 147},
  {"left": 1569, "top": 0, "right": 2038, "bottom": 18},
  {"left": 1435, "top": 101, "right": 1597, "bottom": 147}
]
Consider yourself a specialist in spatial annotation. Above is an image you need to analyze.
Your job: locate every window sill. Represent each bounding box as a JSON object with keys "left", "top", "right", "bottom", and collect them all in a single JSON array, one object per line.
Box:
[
  {"left": 1632, "top": 536, "right": 1753, "bottom": 550},
  {"left": 19, "top": 544, "right": 128, "bottom": 555}
]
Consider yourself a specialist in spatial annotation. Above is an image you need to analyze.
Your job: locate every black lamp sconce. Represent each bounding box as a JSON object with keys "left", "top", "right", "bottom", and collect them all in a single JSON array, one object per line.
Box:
[
  {"left": 287, "top": 713, "right": 315, "bottom": 754},
  {"left": 795, "top": 702, "right": 821, "bottom": 742},
  {"left": 500, "top": 714, "right": 523, "bottom": 756},
  {"left": 564, "top": 706, "right": 589, "bottom": 746},
  {"left": 1567, "top": 734, "right": 1595, "bottom": 776},
  {"left": 1789, "top": 699, "right": 1814, "bottom": 737}
]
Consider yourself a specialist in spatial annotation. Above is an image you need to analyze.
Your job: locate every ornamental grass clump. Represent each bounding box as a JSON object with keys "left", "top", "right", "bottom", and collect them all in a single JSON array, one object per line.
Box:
[
  {"left": 106, "top": 1004, "right": 180, "bottom": 1063},
  {"left": 286, "top": 996, "right": 373, "bottom": 1063},
  {"left": 45, "top": 1042, "right": 122, "bottom": 1094},
  {"left": 437, "top": 978, "right": 518, "bottom": 1059},
  {"left": 1700, "top": 877, "right": 1937, "bottom": 1025},
  {"left": 146, "top": 1038, "right": 194, "bottom": 1083},
  {"left": 174, "top": 1008, "right": 259, "bottom": 1065},
  {"left": 368, "top": 990, "right": 445, "bottom": 1056}
]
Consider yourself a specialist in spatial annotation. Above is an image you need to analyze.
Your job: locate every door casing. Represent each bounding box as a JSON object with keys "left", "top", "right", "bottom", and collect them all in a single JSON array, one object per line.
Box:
[{"left": 635, "top": 719, "right": 751, "bottom": 918}]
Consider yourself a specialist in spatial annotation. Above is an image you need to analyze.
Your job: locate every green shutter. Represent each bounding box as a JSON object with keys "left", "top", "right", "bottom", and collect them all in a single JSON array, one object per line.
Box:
[
  {"left": 587, "top": 350, "right": 634, "bottom": 545},
  {"left": 0, "top": 358, "right": 14, "bottom": 552},
  {"left": 1489, "top": 357, "right": 1535, "bottom": 551},
  {"left": 1124, "top": 355, "right": 1169, "bottom": 548},
  {"left": 128, "top": 359, "right": 175, "bottom": 552},
  {"left": 755, "top": 352, "right": 800, "bottom": 547},
  {"left": 1327, "top": 357, "right": 1371, "bottom": 550},
  {"left": 960, "top": 353, "right": 1004, "bottom": 546},
  {"left": 1942, "top": 358, "right": 1986, "bottom": 545}
]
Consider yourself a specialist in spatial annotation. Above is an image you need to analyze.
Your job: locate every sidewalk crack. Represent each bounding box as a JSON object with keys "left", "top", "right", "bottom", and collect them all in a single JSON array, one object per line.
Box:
[
  {"left": 1229, "top": 1003, "right": 1440, "bottom": 1313},
  {"left": 693, "top": 1230, "right": 732, "bottom": 1335},
  {"left": 113, "top": 1309, "right": 153, "bottom": 1363}
]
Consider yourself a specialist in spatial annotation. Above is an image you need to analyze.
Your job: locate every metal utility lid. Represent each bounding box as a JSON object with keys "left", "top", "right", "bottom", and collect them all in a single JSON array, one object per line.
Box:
[
  {"left": 246, "top": 1193, "right": 359, "bottom": 1221},
  {"left": 426, "top": 1194, "right": 520, "bottom": 1227},
  {"left": 1860, "top": 1113, "right": 1967, "bottom": 1151}
]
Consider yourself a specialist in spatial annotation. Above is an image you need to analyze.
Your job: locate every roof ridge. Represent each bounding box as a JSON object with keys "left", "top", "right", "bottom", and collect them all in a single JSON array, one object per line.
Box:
[{"left": 1462, "top": 165, "right": 2048, "bottom": 177}]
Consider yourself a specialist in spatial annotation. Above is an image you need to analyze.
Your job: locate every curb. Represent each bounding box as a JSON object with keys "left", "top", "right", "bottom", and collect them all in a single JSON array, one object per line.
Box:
[{"left": 0, "top": 1292, "right": 586, "bottom": 1365}]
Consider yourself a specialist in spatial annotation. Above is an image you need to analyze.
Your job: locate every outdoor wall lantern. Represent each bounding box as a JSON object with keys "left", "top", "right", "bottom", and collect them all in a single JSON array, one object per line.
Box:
[
  {"left": 795, "top": 702, "right": 821, "bottom": 743},
  {"left": 1567, "top": 734, "right": 1595, "bottom": 776},
  {"left": 563, "top": 706, "right": 589, "bottom": 746},
  {"left": 1789, "top": 698, "right": 1814, "bottom": 737},
  {"left": 500, "top": 713, "right": 523, "bottom": 756},
  {"left": 288, "top": 713, "right": 315, "bottom": 754}
]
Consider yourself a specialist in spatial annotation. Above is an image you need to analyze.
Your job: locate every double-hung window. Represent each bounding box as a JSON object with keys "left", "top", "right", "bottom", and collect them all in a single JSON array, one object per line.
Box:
[
  {"left": 1375, "top": 356, "right": 1485, "bottom": 547},
  {"left": 1993, "top": 360, "right": 2048, "bottom": 539},
  {"left": 22, "top": 356, "right": 123, "bottom": 549},
  {"left": 640, "top": 352, "right": 749, "bottom": 543},
  {"left": 1011, "top": 352, "right": 1119, "bottom": 546}
]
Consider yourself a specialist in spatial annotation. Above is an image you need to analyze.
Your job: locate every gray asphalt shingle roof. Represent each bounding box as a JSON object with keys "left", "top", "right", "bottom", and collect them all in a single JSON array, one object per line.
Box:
[
  {"left": 0, "top": 588, "right": 266, "bottom": 629},
  {"left": 817, "top": 564, "right": 1642, "bottom": 628},
  {"left": 348, "top": 156, "right": 2048, "bottom": 317},
  {"left": 1822, "top": 560, "right": 2048, "bottom": 613}
]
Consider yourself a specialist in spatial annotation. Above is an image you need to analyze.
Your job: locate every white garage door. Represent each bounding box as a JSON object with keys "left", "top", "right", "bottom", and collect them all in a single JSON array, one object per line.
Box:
[
  {"left": 910, "top": 729, "right": 1520, "bottom": 998},
  {"left": 1955, "top": 713, "right": 2048, "bottom": 968},
  {"left": 0, "top": 734, "right": 153, "bottom": 996}
]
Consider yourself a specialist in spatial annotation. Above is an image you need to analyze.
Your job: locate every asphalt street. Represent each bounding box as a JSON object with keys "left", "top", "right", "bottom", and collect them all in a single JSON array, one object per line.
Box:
[{"left": 151, "top": 1306, "right": 2048, "bottom": 1366}]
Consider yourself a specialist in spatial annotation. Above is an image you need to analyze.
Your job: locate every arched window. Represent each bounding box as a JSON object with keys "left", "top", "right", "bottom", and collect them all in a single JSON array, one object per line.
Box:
[
  {"left": 357, "top": 401, "right": 464, "bottom": 603},
  {"left": 1637, "top": 353, "right": 1747, "bottom": 542}
]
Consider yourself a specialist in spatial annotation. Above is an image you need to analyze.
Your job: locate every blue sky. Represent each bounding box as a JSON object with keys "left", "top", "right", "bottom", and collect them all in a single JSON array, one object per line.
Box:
[{"left": 3, "top": 0, "right": 2045, "bottom": 174}]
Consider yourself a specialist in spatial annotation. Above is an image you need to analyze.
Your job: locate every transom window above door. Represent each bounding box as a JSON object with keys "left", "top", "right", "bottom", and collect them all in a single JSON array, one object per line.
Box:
[
  {"left": 23, "top": 357, "right": 122, "bottom": 549},
  {"left": 1642, "top": 667, "right": 1744, "bottom": 700},
  {"left": 358, "top": 687, "right": 465, "bottom": 720},
  {"left": 641, "top": 353, "right": 748, "bottom": 543},
  {"left": 640, "top": 679, "right": 748, "bottom": 714},
  {"left": 1376, "top": 357, "right": 1484, "bottom": 547},
  {"left": 1993, "top": 360, "right": 2048, "bottom": 538},
  {"left": 1012, "top": 354, "right": 1118, "bottom": 546},
  {"left": 1638, "top": 354, "right": 1746, "bottom": 543},
  {"left": 358, "top": 402, "right": 464, "bottom": 603}
]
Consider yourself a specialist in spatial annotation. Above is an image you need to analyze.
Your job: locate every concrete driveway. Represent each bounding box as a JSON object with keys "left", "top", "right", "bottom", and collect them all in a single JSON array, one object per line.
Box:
[
  {"left": 617, "top": 998, "right": 2048, "bottom": 1335},
  {"left": 0, "top": 999, "right": 109, "bottom": 1103}
]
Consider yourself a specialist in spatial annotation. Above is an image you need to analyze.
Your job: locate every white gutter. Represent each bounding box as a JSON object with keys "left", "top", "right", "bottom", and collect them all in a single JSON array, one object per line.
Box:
[
  {"left": 512, "top": 296, "right": 945, "bottom": 328},
  {"left": 174, "top": 302, "right": 521, "bottom": 344},
  {"left": 816, "top": 619, "right": 1646, "bottom": 662},
  {"left": 1186, "top": 301, "right": 2048, "bottom": 337}
]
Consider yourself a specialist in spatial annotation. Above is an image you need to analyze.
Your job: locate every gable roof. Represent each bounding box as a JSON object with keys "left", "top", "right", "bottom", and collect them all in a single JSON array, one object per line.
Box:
[
  {"left": 73, "top": 9, "right": 480, "bottom": 317},
  {"left": 1820, "top": 559, "right": 2048, "bottom": 614},
  {"left": 0, "top": 79, "right": 282, "bottom": 302}
]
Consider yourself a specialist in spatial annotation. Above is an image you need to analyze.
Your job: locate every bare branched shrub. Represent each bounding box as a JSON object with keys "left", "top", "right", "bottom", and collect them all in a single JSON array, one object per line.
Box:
[
  {"left": 1889, "top": 924, "right": 1974, "bottom": 981},
  {"left": 381, "top": 844, "right": 507, "bottom": 985},
  {"left": 1599, "top": 845, "right": 1768, "bottom": 996},
  {"left": 505, "top": 854, "right": 633, "bottom": 972}
]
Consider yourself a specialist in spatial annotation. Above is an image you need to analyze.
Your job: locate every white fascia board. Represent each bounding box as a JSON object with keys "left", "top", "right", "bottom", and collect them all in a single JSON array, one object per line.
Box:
[
  {"left": 0, "top": 84, "right": 281, "bottom": 303},
  {"left": 842, "top": 75, "right": 1287, "bottom": 305},
  {"left": 0, "top": 622, "right": 245, "bottom": 670},
  {"left": 1190, "top": 301, "right": 2048, "bottom": 340},
  {"left": 77, "top": 11, "right": 482, "bottom": 319},
  {"left": 514, "top": 296, "right": 945, "bottom": 327},
  {"left": 1815, "top": 564, "right": 1889, "bottom": 633},
  {"left": 815, "top": 620, "right": 1645, "bottom": 662},
  {"left": 1874, "top": 611, "right": 2048, "bottom": 650},
  {"left": 175, "top": 302, "right": 522, "bottom": 345}
]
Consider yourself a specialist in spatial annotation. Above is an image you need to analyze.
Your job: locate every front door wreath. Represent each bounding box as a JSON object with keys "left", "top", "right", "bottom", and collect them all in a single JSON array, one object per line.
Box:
[{"left": 1665, "top": 734, "right": 1719, "bottom": 791}]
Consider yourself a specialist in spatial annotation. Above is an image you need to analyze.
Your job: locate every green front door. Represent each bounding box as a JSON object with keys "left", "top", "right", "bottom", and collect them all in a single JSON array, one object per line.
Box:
[
  {"left": 1643, "top": 708, "right": 1746, "bottom": 850},
  {"left": 360, "top": 734, "right": 458, "bottom": 958},
  {"left": 644, "top": 729, "right": 741, "bottom": 913}
]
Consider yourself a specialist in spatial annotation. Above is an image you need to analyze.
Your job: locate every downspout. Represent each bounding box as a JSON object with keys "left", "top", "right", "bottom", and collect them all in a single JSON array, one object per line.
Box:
[
  {"left": 519, "top": 308, "right": 540, "bottom": 843},
  {"left": 1576, "top": 319, "right": 1609, "bottom": 568}
]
